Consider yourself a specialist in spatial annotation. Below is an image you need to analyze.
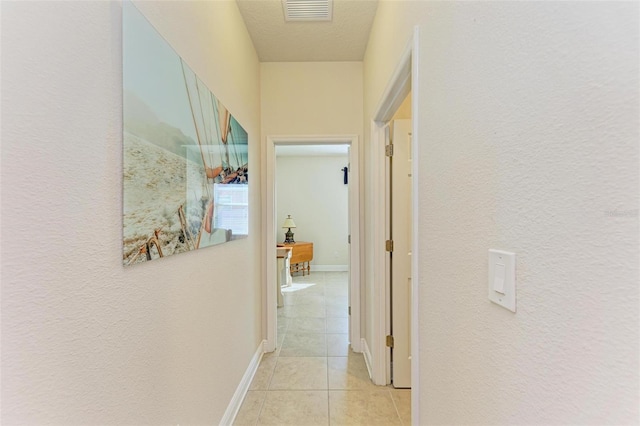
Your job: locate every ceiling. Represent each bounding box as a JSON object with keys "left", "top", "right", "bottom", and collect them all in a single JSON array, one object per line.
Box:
[{"left": 236, "top": 0, "right": 379, "bottom": 62}]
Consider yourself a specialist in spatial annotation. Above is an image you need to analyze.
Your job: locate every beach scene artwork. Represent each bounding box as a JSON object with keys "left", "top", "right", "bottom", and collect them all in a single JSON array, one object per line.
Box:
[{"left": 123, "top": 2, "right": 249, "bottom": 266}]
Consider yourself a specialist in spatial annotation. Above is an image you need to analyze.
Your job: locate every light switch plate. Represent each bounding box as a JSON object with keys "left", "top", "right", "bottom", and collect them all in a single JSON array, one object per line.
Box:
[{"left": 488, "top": 249, "right": 516, "bottom": 312}]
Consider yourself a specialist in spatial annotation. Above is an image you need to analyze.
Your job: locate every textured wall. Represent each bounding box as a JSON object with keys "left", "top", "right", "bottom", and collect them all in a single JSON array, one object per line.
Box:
[
  {"left": 260, "top": 62, "right": 364, "bottom": 137},
  {"left": 276, "top": 155, "right": 349, "bottom": 267},
  {"left": 365, "top": 1, "right": 639, "bottom": 424},
  {"left": 1, "top": 1, "right": 261, "bottom": 424}
]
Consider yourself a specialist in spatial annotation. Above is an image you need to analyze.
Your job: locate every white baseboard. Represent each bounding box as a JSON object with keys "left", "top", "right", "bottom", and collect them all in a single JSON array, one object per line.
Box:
[
  {"left": 350, "top": 335, "right": 362, "bottom": 353},
  {"left": 311, "top": 265, "right": 348, "bottom": 272},
  {"left": 361, "top": 338, "right": 373, "bottom": 380},
  {"left": 219, "top": 340, "right": 265, "bottom": 426}
]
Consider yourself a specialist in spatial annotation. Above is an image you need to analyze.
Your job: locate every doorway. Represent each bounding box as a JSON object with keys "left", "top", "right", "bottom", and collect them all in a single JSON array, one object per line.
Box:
[
  {"left": 264, "top": 135, "right": 361, "bottom": 355},
  {"left": 387, "top": 118, "right": 413, "bottom": 389},
  {"left": 369, "top": 26, "right": 420, "bottom": 421}
]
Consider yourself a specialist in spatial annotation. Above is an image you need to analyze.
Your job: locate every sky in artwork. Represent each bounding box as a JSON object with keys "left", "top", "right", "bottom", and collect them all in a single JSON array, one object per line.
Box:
[{"left": 123, "top": 0, "right": 198, "bottom": 143}]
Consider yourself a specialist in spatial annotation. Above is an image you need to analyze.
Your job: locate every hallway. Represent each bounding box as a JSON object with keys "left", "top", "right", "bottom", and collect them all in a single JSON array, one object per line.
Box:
[{"left": 234, "top": 272, "right": 410, "bottom": 425}]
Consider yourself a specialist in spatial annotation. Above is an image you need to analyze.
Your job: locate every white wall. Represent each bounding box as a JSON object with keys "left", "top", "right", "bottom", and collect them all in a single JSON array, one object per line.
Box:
[
  {"left": 1, "top": 1, "right": 261, "bottom": 424},
  {"left": 364, "top": 1, "right": 639, "bottom": 424},
  {"left": 276, "top": 154, "right": 349, "bottom": 268}
]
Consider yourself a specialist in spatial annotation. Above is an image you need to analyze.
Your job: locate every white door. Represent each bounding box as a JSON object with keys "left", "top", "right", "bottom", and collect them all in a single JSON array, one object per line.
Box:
[{"left": 389, "top": 119, "right": 412, "bottom": 388}]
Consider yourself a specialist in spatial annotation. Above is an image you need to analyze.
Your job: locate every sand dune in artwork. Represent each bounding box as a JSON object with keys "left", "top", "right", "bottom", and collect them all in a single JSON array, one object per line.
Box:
[{"left": 123, "top": 131, "right": 206, "bottom": 265}]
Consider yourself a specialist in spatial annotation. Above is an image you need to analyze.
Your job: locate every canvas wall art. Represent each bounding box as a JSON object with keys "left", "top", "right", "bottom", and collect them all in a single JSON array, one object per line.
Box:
[{"left": 123, "top": 1, "right": 249, "bottom": 266}]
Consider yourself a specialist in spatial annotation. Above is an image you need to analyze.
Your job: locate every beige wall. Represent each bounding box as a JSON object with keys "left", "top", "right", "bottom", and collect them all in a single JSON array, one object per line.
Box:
[
  {"left": 365, "top": 1, "right": 638, "bottom": 424},
  {"left": 392, "top": 93, "right": 411, "bottom": 121},
  {"left": 261, "top": 62, "right": 363, "bottom": 137},
  {"left": 1, "top": 1, "right": 261, "bottom": 424}
]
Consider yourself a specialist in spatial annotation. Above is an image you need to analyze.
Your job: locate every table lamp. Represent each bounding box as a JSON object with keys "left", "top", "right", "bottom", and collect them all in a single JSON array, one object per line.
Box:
[{"left": 282, "top": 215, "right": 296, "bottom": 244}]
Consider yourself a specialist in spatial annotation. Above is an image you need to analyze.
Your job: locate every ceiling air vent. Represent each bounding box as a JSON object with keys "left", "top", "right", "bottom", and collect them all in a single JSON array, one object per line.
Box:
[{"left": 283, "top": 0, "right": 333, "bottom": 22}]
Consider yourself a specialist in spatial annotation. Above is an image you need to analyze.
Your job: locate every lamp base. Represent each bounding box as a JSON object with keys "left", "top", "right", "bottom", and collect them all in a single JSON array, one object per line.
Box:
[{"left": 284, "top": 228, "right": 295, "bottom": 244}]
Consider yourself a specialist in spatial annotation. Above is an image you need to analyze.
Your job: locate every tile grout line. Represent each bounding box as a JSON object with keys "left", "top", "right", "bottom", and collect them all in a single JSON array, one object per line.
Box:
[
  {"left": 388, "top": 387, "right": 404, "bottom": 426},
  {"left": 326, "top": 353, "right": 331, "bottom": 425},
  {"left": 324, "top": 284, "right": 331, "bottom": 426},
  {"left": 252, "top": 390, "right": 267, "bottom": 426}
]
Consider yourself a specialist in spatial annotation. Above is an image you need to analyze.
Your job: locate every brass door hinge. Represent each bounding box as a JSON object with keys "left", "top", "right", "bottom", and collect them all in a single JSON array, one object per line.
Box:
[
  {"left": 385, "top": 144, "right": 394, "bottom": 157},
  {"left": 386, "top": 335, "right": 394, "bottom": 348},
  {"left": 385, "top": 240, "right": 394, "bottom": 252}
]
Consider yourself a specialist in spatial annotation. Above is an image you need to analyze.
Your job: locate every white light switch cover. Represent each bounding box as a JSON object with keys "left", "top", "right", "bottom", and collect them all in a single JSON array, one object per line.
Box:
[{"left": 488, "top": 249, "right": 516, "bottom": 312}]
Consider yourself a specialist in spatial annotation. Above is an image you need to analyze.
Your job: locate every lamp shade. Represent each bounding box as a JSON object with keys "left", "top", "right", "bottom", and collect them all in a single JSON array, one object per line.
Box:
[{"left": 282, "top": 215, "right": 296, "bottom": 228}]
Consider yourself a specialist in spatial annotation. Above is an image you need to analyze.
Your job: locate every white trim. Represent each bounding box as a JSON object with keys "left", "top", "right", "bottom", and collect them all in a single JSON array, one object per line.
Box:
[
  {"left": 410, "top": 26, "right": 421, "bottom": 426},
  {"left": 264, "top": 136, "right": 278, "bottom": 353},
  {"left": 361, "top": 337, "right": 373, "bottom": 379},
  {"left": 264, "top": 135, "right": 361, "bottom": 355},
  {"left": 349, "top": 136, "right": 362, "bottom": 353},
  {"left": 371, "top": 119, "right": 388, "bottom": 386},
  {"left": 370, "top": 28, "right": 421, "bottom": 423},
  {"left": 373, "top": 42, "right": 413, "bottom": 123},
  {"left": 219, "top": 340, "right": 265, "bottom": 426},
  {"left": 385, "top": 122, "right": 392, "bottom": 386},
  {"left": 311, "top": 264, "right": 348, "bottom": 272}
]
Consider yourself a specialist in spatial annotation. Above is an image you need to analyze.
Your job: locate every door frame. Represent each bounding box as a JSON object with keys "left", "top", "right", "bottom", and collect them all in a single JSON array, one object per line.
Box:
[
  {"left": 370, "top": 27, "right": 420, "bottom": 423},
  {"left": 264, "top": 135, "right": 362, "bottom": 354}
]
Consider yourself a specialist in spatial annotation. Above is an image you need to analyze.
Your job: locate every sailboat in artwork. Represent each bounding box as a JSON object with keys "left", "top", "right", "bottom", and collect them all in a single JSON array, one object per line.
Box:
[{"left": 179, "top": 59, "right": 248, "bottom": 250}]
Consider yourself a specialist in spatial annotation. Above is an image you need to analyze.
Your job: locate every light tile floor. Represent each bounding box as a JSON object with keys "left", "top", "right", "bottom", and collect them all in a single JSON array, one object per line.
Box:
[{"left": 234, "top": 271, "right": 411, "bottom": 426}]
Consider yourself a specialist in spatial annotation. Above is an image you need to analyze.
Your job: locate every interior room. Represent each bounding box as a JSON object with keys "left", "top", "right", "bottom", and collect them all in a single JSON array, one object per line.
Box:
[{"left": 276, "top": 144, "right": 350, "bottom": 271}]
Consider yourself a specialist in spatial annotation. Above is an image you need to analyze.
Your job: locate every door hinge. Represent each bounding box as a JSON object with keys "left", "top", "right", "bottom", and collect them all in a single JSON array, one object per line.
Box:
[
  {"left": 385, "top": 144, "right": 394, "bottom": 157},
  {"left": 348, "top": 306, "right": 351, "bottom": 316},
  {"left": 386, "top": 335, "right": 394, "bottom": 348},
  {"left": 385, "top": 239, "right": 394, "bottom": 252},
  {"left": 348, "top": 234, "right": 351, "bottom": 244}
]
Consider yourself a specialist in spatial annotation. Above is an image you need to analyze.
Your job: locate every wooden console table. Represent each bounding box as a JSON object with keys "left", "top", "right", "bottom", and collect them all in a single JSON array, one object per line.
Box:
[{"left": 278, "top": 241, "right": 313, "bottom": 276}]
